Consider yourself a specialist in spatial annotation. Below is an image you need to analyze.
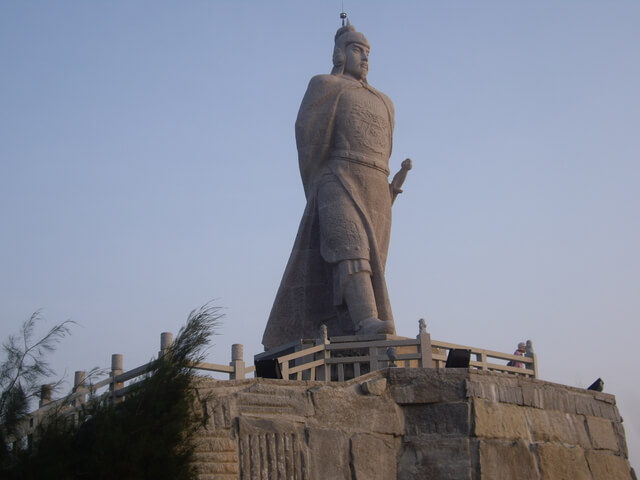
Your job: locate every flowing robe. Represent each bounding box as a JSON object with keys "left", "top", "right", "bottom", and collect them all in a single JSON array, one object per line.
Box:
[{"left": 262, "top": 73, "right": 396, "bottom": 350}]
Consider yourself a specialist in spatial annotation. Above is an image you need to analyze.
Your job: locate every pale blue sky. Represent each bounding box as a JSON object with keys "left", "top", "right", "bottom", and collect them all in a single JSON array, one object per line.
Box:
[{"left": 1, "top": 1, "right": 639, "bottom": 465}]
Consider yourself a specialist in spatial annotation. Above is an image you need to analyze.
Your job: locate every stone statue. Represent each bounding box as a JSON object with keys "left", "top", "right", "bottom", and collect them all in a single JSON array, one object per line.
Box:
[{"left": 262, "top": 21, "right": 411, "bottom": 350}]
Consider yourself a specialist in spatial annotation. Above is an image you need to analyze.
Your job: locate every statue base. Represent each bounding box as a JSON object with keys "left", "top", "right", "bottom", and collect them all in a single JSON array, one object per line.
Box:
[{"left": 191, "top": 369, "right": 635, "bottom": 479}]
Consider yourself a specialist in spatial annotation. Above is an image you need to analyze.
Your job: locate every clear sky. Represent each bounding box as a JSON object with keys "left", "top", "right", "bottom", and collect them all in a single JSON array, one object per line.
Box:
[{"left": 1, "top": 1, "right": 638, "bottom": 466}]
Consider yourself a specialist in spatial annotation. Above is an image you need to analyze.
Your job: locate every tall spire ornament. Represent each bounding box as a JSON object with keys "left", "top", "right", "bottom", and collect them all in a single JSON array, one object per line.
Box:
[{"left": 340, "top": 10, "right": 348, "bottom": 26}]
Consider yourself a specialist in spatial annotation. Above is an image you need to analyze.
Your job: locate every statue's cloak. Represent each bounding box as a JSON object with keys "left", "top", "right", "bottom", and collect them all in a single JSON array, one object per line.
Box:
[{"left": 262, "top": 74, "right": 395, "bottom": 350}]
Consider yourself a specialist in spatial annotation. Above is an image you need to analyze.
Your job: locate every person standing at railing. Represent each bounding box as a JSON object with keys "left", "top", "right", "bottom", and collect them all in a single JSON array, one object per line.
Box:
[{"left": 507, "top": 342, "right": 527, "bottom": 368}]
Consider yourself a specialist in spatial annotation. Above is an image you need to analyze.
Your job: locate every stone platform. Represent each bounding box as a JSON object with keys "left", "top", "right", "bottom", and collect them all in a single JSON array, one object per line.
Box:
[{"left": 190, "top": 368, "right": 635, "bottom": 479}]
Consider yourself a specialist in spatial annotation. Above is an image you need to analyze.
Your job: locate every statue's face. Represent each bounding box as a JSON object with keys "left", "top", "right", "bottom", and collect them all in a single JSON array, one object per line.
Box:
[{"left": 343, "top": 42, "right": 369, "bottom": 81}]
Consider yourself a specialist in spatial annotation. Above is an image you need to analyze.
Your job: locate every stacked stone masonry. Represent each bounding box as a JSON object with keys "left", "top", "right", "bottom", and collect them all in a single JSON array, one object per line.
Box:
[{"left": 191, "top": 369, "right": 635, "bottom": 479}]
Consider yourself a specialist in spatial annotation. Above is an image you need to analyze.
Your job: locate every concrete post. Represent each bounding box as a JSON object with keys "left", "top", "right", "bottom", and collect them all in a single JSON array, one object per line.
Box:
[
  {"left": 111, "top": 354, "right": 124, "bottom": 403},
  {"left": 315, "top": 324, "right": 330, "bottom": 381},
  {"left": 39, "top": 384, "right": 52, "bottom": 408},
  {"left": 417, "top": 319, "right": 433, "bottom": 368},
  {"left": 230, "top": 344, "right": 246, "bottom": 380},
  {"left": 525, "top": 339, "right": 538, "bottom": 379},
  {"left": 386, "top": 347, "right": 398, "bottom": 368},
  {"left": 369, "top": 346, "right": 381, "bottom": 372},
  {"left": 479, "top": 352, "right": 488, "bottom": 371},
  {"left": 160, "top": 332, "right": 173, "bottom": 357},
  {"left": 74, "top": 370, "right": 86, "bottom": 388},
  {"left": 73, "top": 370, "right": 87, "bottom": 406}
]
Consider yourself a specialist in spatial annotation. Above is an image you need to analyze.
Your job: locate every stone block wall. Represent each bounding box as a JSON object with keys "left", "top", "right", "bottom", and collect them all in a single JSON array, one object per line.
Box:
[
  {"left": 391, "top": 369, "right": 634, "bottom": 479},
  {"left": 190, "top": 369, "right": 635, "bottom": 479}
]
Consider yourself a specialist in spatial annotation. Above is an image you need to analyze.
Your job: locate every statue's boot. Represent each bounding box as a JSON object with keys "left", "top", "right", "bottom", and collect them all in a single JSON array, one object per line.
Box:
[
  {"left": 357, "top": 317, "right": 394, "bottom": 335},
  {"left": 344, "top": 272, "right": 394, "bottom": 335}
]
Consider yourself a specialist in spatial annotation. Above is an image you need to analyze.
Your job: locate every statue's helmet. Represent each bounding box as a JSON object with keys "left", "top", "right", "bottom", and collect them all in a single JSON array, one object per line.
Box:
[{"left": 331, "top": 24, "right": 370, "bottom": 77}]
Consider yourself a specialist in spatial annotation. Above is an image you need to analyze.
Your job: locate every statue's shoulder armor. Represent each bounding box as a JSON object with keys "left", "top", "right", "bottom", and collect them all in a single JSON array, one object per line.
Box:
[
  {"left": 306, "top": 74, "right": 347, "bottom": 92},
  {"left": 298, "top": 74, "right": 350, "bottom": 116},
  {"left": 377, "top": 89, "right": 394, "bottom": 107},
  {"left": 368, "top": 86, "right": 395, "bottom": 115}
]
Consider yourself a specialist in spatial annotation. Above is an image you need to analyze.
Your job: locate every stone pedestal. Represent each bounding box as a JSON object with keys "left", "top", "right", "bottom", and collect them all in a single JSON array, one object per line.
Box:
[{"left": 191, "top": 369, "right": 635, "bottom": 479}]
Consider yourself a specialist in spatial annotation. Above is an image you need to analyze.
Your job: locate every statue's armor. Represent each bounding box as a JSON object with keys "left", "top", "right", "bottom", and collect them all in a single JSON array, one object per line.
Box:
[
  {"left": 317, "top": 83, "right": 394, "bottom": 305},
  {"left": 330, "top": 84, "right": 393, "bottom": 173}
]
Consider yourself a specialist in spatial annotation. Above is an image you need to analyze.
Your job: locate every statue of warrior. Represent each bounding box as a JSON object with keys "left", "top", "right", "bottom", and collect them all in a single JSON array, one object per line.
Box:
[{"left": 262, "top": 22, "right": 411, "bottom": 351}]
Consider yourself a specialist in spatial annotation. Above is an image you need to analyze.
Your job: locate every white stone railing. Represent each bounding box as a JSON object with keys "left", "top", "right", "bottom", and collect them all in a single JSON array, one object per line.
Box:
[
  {"left": 431, "top": 338, "right": 537, "bottom": 378},
  {"left": 9, "top": 325, "right": 536, "bottom": 450},
  {"left": 262, "top": 323, "right": 431, "bottom": 382},
  {"left": 7, "top": 335, "right": 255, "bottom": 450},
  {"left": 69, "top": 334, "right": 255, "bottom": 406},
  {"left": 264, "top": 322, "right": 537, "bottom": 381}
]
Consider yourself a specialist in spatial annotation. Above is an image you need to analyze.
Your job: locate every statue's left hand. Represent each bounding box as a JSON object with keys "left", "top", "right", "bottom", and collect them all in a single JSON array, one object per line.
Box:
[{"left": 390, "top": 158, "right": 412, "bottom": 204}]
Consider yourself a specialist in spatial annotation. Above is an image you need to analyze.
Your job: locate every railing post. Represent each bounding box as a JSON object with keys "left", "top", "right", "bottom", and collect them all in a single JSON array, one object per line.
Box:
[
  {"left": 525, "top": 340, "right": 538, "bottom": 378},
  {"left": 315, "top": 325, "right": 330, "bottom": 381},
  {"left": 369, "top": 346, "right": 381, "bottom": 372},
  {"left": 111, "top": 354, "right": 124, "bottom": 403},
  {"left": 417, "top": 319, "right": 433, "bottom": 368},
  {"left": 39, "top": 384, "right": 52, "bottom": 408},
  {"left": 73, "top": 370, "right": 87, "bottom": 406},
  {"left": 230, "top": 344, "right": 246, "bottom": 380},
  {"left": 478, "top": 352, "right": 488, "bottom": 371},
  {"left": 160, "top": 332, "right": 173, "bottom": 357},
  {"left": 280, "top": 358, "right": 289, "bottom": 380},
  {"left": 386, "top": 347, "right": 398, "bottom": 368}
]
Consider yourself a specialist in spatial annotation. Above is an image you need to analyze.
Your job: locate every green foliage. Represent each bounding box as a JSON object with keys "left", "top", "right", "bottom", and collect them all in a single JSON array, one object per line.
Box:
[
  {"left": 0, "top": 311, "right": 74, "bottom": 437},
  {"left": 1, "top": 304, "right": 222, "bottom": 480}
]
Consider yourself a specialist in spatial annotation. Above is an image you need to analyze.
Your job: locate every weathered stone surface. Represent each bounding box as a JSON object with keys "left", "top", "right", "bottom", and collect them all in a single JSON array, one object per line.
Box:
[
  {"left": 586, "top": 451, "right": 634, "bottom": 480},
  {"left": 191, "top": 429, "right": 239, "bottom": 478},
  {"left": 613, "top": 421, "right": 630, "bottom": 458},
  {"left": 522, "top": 383, "right": 606, "bottom": 415},
  {"left": 236, "top": 417, "right": 309, "bottom": 480},
  {"left": 188, "top": 370, "right": 633, "bottom": 480},
  {"left": 543, "top": 387, "right": 574, "bottom": 413},
  {"left": 351, "top": 433, "right": 397, "bottom": 480},
  {"left": 522, "top": 384, "right": 545, "bottom": 409},
  {"left": 473, "top": 370, "right": 522, "bottom": 386},
  {"left": 233, "top": 381, "right": 315, "bottom": 419},
  {"left": 192, "top": 434, "right": 236, "bottom": 453},
  {"left": 192, "top": 461, "right": 239, "bottom": 475},
  {"left": 192, "top": 451, "right": 239, "bottom": 463},
  {"left": 202, "top": 396, "right": 232, "bottom": 429},
  {"left": 361, "top": 377, "right": 387, "bottom": 396},
  {"left": 496, "top": 384, "right": 525, "bottom": 405},
  {"left": 398, "top": 437, "right": 471, "bottom": 480},
  {"left": 390, "top": 368, "right": 467, "bottom": 404},
  {"left": 403, "top": 402, "right": 470, "bottom": 436},
  {"left": 521, "top": 383, "right": 575, "bottom": 413},
  {"left": 536, "top": 444, "right": 591, "bottom": 480},
  {"left": 576, "top": 394, "right": 621, "bottom": 421},
  {"left": 466, "top": 373, "right": 528, "bottom": 406},
  {"left": 309, "top": 384, "right": 402, "bottom": 435},
  {"left": 525, "top": 408, "right": 591, "bottom": 448},
  {"left": 478, "top": 440, "right": 538, "bottom": 480},
  {"left": 307, "top": 427, "right": 350, "bottom": 480},
  {"left": 585, "top": 415, "right": 619, "bottom": 451},
  {"left": 473, "top": 398, "right": 529, "bottom": 440},
  {"left": 594, "top": 391, "right": 617, "bottom": 405}
]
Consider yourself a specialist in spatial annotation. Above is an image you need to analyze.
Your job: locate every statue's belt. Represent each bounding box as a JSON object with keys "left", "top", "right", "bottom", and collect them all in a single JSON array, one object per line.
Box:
[{"left": 329, "top": 150, "right": 390, "bottom": 176}]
